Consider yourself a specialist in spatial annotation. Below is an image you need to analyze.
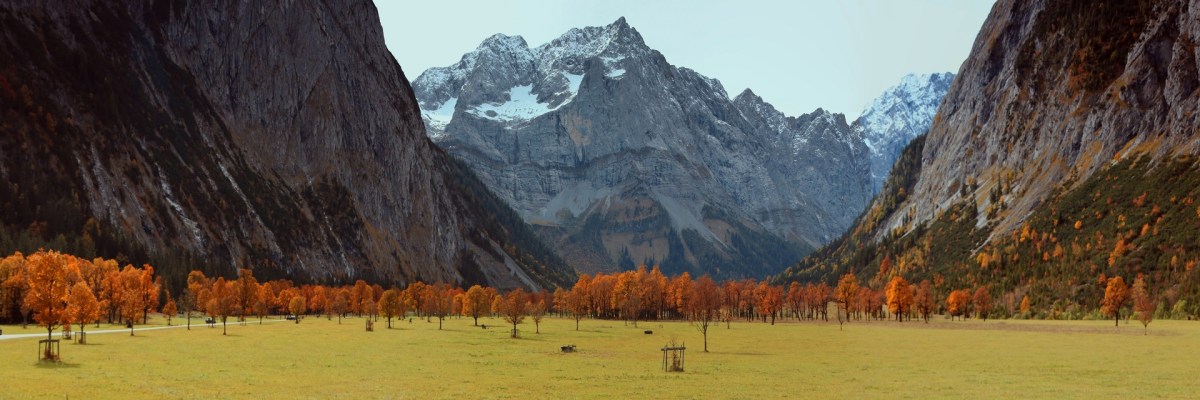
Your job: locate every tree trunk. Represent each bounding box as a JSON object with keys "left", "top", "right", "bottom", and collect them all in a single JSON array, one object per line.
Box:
[
  {"left": 1114, "top": 312, "right": 1119, "bottom": 327},
  {"left": 703, "top": 329, "right": 709, "bottom": 352},
  {"left": 222, "top": 317, "right": 227, "bottom": 335}
]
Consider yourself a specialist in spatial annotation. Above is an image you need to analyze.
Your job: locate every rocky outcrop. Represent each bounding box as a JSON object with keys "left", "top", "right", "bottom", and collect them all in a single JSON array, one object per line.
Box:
[{"left": 0, "top": 0, "right": 574, "bottom": 289}]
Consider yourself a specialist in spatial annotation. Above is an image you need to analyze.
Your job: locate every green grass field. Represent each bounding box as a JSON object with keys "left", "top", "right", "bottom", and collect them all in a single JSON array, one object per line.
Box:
[{"left": 1, "top": 315, "right": 1197, "bottom": 399}]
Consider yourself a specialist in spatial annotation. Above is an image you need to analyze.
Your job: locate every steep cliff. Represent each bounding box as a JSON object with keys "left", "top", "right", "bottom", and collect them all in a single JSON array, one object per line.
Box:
[
  {"left": 779, "top": 0, "right": 1200, "bottom": 316},
  {"left": 0, "top": 0, "right": 574, "bottom": 289}
]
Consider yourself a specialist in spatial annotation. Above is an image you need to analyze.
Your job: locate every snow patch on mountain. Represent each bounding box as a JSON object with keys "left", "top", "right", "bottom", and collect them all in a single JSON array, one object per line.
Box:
[{"left": 423, "top": 97, "right": 457, "bottom": 135}]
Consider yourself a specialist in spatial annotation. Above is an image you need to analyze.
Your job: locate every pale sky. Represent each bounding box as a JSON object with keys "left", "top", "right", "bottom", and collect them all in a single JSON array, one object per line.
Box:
[{"left": 375, "top": 0, "right": 995, "bottom": 120}]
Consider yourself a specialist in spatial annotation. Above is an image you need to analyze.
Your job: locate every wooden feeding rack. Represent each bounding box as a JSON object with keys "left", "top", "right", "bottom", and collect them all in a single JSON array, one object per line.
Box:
[{"left": 660, "top": 343, "right": 686, "bottom": 372}]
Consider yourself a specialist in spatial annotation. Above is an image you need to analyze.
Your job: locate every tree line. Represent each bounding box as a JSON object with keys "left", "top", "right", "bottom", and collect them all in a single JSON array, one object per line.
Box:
[{"left": 3, "top": 248, "right": 1162, "bottom": 361}]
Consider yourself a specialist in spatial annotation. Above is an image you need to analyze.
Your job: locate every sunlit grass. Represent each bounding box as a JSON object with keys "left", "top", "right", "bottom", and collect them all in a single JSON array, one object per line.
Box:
[{"left": 1, "top": 315, "right": 1196, "bottom": 399}]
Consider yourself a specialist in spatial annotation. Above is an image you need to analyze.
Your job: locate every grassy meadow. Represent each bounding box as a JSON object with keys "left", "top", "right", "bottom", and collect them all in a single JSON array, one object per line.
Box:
[{"left": 1, "top": 315, "right": 1197, "bottom": 399}]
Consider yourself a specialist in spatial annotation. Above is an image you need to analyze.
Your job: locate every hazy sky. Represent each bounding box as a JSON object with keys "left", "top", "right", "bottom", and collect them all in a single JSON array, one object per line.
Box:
[{"left": 376, "top": 0, "right": 995, "bottom": 120}]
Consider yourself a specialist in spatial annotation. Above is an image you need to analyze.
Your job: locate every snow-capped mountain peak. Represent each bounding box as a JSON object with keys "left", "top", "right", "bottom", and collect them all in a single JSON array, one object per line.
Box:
[
  {"left": 413, "top": 17, "right": 655, "bottom": 131},
  {"left": 853, "top": 72, "right": 955, "bottom": 191}
]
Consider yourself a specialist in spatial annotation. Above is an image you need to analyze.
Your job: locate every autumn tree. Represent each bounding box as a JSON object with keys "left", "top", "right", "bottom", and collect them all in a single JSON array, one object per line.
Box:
[
  {"left": 720, "top": 280, "right": 739, "bottom": 328},
  {"left": 973, "top": 286, "right": 992, "bottom": 321},
  {"left": 914, "top": 280, "right": 935, "bottom": 323},
  {"left": 885, "top": 276, "right": 914, "bottom": 322},
  {"left": 834, "top": 273, "right": 859, "bottom": 329},
  {"left": 1101, "top": 276, "right": 1129, "bottom": 326},
  {"left": 139, "top": 267, "right": 160, "bottom": 325},
  {"left": 24, "top": 250, "right": 72, "bottom": 341},
  {"left": 425, "top": 283, "right": 454, "bottom": 330},
  {"left": 185, "top": 270, "right": 209, "bottom": 330},
  {"left": 667, "top": 273, "right": 694, "bottom": 320},
  {"left": 0, "top": 253, "right": 31, "bottom": 326},
  {"left": 946, "top": 289, "right": 971, "bottom": 320},
  {"left": 253, "top": 283, "right": 272, "bottom": 324},
  {"left": 690, "top": 275, "right": 721, "bottom": 352},
  {"left": 1131, "top": 274, "right": 1153, "bottom": 334},
  {"left": 162, "top": 294, "right": 178, "bottom": 326},
  {"left": 463, "top": 285, "right": 491, "bottom": 326},
  {"left": 66, "top": 281, "right": 100, "bottom": 341},
  {"left": 613, "top": 269, "right": 645, "bottom": 327},
  {"left": 529, "top": 296, "right": 547, "bottom": 334},
  {"left": 207, "top": 277, "right": 236, "bottom": 335},
  {"left": 567, "top": 274, "right": 592, "bottom": 330},
  {"left": 378, "top": 288, "right": 402, "bottom": 328},
  {"left": 786, "top": 282, "right": 804, "bottom": 320},
  {"left": 236, "top": 268, "right": 259, "bottom": 323},
  {"left": 500, "top": 288, "right": 528, "bottom": 338},
  {"left": 116, "top": 265, "right": 158, "bottom": 335},
  {"left": 289, "top": 296, "right": 307, "bottom": 324},
  {"left": 757, "top": 284, "right": 784, "bottom": 325},
  {"left": 331, "top": 288, "right": 350, "bottom": 324}
]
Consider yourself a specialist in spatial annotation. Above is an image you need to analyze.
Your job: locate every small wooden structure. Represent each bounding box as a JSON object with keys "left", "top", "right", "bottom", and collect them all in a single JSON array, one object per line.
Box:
[
  {"left": 38, "top": 339, "right": 61, "bottom": 363},
  {"left": 561, "top": 344, "right": 576, "bottom": 353},
  {"left": 61, "top": 325, "right": 72, "bottom": 340},
  {"left": 365, "top": 319, "right": 374, "bottom": 332},
  {"left": 77, "top": 331, "right": 87, "bottom": 344},
  {"left": 661, "top": 343, "right": 686, "bottom": 372}
]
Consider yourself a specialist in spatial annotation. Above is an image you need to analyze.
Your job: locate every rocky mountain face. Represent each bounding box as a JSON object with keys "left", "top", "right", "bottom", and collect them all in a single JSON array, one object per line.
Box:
[
  {"left": 856, "top": 73, "right": 954, "bottom": 192},
  {"left": 413, "top": 18, "right": 945, "bottom": 278},
  {"left": 872, "top": 0, "right": 1193, "bottom": 242},
  {"left": 778, "top": 0, "right": 1200, "bottom": 314},
  {"left": 0, "top": 0, "right": 574, "bottom": 289}
]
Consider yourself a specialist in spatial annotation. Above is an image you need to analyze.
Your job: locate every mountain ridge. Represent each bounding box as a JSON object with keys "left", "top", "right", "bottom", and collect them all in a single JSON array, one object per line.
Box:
[{"left": 414, "top": 17, "right": 951, "bottom": 278}]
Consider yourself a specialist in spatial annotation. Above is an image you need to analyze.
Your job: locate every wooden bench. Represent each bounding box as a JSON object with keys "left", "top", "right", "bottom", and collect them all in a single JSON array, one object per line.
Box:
[{"left": 561, "top": 344, "right": 576, "bottom": 353}]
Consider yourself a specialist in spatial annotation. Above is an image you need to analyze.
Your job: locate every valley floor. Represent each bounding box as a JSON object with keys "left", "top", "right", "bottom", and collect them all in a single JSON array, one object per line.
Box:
[{"left": 0, "top": 315, "right": 1195, "bottom": 399}]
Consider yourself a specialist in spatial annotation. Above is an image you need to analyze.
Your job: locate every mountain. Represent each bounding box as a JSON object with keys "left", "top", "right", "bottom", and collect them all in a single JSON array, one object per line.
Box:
[
  {"left": 412, "top": 18, "right": 946, "bottom": 278},
  {"left": 777, "top": 0, "right": 1200, "bottom": 316},
  {"left": 0, "top": 0, "right": 574, "bottom": 290},
  {"left": 856, "top": 73, "right": 955, "bottom": 192}
]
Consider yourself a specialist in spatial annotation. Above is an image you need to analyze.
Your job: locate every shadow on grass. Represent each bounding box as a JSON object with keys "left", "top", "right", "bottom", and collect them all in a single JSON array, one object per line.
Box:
[
  {"left": 713, "top": 351, "right": 769, "bottom": 356},
  {"left": 34, "top": 361, "right": 81, "bottom": 369}
]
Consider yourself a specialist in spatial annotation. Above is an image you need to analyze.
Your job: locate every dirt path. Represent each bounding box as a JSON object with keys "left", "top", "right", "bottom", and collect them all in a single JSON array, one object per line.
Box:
[{"left": 0, "top": 318, "right": 291, "bottom": 342}]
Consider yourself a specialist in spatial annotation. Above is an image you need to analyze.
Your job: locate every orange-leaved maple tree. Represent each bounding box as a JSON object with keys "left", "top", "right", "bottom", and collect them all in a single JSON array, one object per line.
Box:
[
  {"left": 885, "top": 276, "right": 914, "bottom": 322},
  {"left": 1101, "top": 276, "right": 1129, "bottom": 326},
  {"left": 1131, "top": 274, "right": 1153, "bottom": 334},
  {"left": 24, "top": 250, "right": 72, "bottom": 341}
]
